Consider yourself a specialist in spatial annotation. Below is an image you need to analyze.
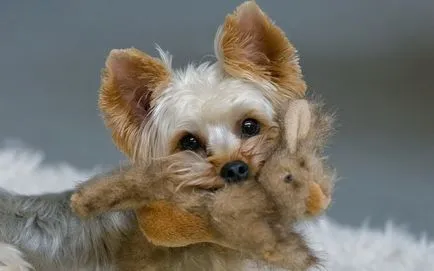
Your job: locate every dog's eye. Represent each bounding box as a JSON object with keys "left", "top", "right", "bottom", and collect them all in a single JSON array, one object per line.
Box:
[
  {"left": 284, "top": 174, "right": 293, "bottom": 183},
  {"left": 241, "top": 118, "right": 260, "bottom": 137},
  {"left": 179, "top": 134, "right": 202, "bottom": 151}
]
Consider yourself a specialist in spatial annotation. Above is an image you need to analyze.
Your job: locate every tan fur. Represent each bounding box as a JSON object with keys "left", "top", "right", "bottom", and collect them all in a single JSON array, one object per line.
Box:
[
  {"left": 216, "top": 1, "right": 307, "bottom": 104},
  {"left": 306, "top": 183, "right": 330, "bottom": 216},
  {"left": 137, "top": 201, "right": 213, "bottom": 247},
  {"left": 71, "top": 99, "right": 335, "bottom": 270},
  {"left": 99, "top": 48, "right": 170, "bottom": 157}
]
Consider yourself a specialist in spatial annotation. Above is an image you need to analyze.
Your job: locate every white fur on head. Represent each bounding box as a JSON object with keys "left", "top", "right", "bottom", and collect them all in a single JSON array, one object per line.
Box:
[
  {"left": 284, "top": 99, "right": 311, "bottom": 154},
  {"left": 142, "top": 61, "right": 275, "bottom": 160}
]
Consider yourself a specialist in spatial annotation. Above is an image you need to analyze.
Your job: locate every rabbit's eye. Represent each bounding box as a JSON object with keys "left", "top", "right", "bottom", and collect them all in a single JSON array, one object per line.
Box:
[
  {"left": 284, "top": 174, "right": 293, "bottom": 183},
  {"left": 299, "top": 159, "right": 306, "bottom": 168}
]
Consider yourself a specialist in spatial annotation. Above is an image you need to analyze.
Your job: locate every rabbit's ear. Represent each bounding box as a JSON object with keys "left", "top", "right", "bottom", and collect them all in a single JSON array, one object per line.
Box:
[{"left": 284, "top": 99, "right": 311, "bottom": 153}]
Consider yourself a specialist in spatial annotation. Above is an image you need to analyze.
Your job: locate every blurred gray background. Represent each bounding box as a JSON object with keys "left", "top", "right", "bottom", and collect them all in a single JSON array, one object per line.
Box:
[{"left": 1, "top": 1, "right": 433, "bottom": 236}]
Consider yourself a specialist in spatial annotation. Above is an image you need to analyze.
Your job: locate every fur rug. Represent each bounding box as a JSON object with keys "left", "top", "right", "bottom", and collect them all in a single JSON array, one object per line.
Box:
[{"left": 0, "top": 142, "right": 433, "bottom": 271}]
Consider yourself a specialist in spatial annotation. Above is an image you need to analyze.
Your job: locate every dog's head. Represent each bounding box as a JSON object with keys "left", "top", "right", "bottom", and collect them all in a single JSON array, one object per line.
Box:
[{"left": 99, "top": 1, "right": 306, "bottom": 188}]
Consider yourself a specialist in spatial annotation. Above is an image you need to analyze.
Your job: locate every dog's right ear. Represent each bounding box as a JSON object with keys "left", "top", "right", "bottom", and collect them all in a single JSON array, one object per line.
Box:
[{"left": 99, "top": 48, "right": 171, "bottom": 158}]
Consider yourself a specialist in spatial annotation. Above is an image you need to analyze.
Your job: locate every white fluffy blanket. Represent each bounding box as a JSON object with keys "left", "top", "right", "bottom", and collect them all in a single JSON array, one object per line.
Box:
[{"left": 0, "top": 143, "right": 433, "bottom": 271}]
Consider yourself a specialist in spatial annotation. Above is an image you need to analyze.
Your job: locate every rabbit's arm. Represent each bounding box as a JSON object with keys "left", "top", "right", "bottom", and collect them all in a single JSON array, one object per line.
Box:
[{"left": 70, "top": 165, "right": 159, "bottom": 217}]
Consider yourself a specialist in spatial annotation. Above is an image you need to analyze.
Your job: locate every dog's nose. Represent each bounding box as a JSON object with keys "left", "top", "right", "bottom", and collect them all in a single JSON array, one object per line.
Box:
[{"left": 220, "top": 160, "right": 249, "bottom": 183}]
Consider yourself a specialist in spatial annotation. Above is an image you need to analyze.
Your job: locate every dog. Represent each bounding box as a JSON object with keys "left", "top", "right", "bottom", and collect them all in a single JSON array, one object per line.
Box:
[
  {"left": 69, "top": 99, "right": 335, "bottom": 271},
  {"left": 0, "top": 1, "right": 317, "bottom": 270}
]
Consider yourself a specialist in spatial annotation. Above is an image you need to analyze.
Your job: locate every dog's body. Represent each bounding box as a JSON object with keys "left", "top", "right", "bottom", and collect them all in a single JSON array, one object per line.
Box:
[{"left": 0, "top": 188, "right": 133, "bottom": 270}]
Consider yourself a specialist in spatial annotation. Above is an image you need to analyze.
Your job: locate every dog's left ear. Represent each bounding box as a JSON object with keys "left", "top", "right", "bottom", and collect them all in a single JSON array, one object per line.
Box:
[{"left": 215, "top": 1, "right": 306, "bottom": 104}]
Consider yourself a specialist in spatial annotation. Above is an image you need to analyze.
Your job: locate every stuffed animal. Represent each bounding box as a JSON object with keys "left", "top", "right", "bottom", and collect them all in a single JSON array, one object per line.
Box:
[{"left": 71, "top": 99, "right": 335, "bottom": 270}]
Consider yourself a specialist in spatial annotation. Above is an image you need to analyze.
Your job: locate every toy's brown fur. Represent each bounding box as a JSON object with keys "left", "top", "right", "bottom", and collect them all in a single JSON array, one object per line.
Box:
[{"left": 71, "top": 99, "right": 335, "bottom": 270}]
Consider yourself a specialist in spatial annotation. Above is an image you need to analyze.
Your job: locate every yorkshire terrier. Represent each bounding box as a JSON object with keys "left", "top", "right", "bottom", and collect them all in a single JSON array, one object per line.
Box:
[
  {"left": 70, "top": 99, "right": 335, "bottom": 271},
  {"left": 0, "top": 1, "right": 328, "bottom": 270}
]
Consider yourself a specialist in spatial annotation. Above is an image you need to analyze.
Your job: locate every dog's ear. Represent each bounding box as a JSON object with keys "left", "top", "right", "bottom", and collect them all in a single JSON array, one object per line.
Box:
[
  {"left": 284, "top": 99, "right": 311, "bottom": 153},
  {"left": 99, "top": 48, "right": 171, "bottom": 157},
  {"left": 215, "top": 1, "right": 306, "bottom": 104}
]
